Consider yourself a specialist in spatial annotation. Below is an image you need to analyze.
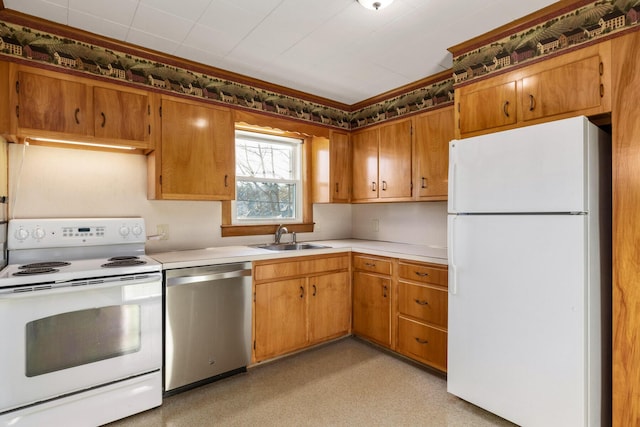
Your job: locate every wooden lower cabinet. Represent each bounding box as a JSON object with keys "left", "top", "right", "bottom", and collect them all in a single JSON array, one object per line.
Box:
[
  {"left": 352, "top": 270, "right": 392, "bottom": 347},
  {"left": 253, "top": 254, "right": 350, "bottom": 362},
  {"left": 396, "top": 261, "right": 448, "bottom": 372},
  {"left": 397, "top": 317, "right": 447, "bottom": 371}
]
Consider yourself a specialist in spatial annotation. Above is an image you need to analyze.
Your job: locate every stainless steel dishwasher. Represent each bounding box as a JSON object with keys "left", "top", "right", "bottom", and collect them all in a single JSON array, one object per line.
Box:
[{"left": 164, "top": 261, "right": 252, "bottom": 394}]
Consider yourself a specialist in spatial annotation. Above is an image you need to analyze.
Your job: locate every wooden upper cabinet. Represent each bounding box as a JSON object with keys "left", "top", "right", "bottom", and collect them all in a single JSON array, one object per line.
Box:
[
  {"left": 521, "top": 54, "right": 604, "bottom": 122},
  {"left": 4, "top": 63, "right": 155, "bottom": 152},
  {"left": 351, "top": 127, "right": 379, "bottom": 200},
  {"left": 93, "top": 86, "right": 150, "bottom": 144},
  {"left": 379, "top": 119, "right": 412, "bottom": 199},
  {"left": 18, "top": 70, "right": 89, "bottom": 136},
  {"left": 156, "top": 97, "right": 234, "bottom": 200},
  {"left": 458, "top": 80, "right": 517, "bottom": 135},
  {"left": 311, "top": 130, "right": 351, "bottom": 203},
  {"left": 352, "top": 119, "right": 412, "bottom": 202},
  {"left": 455, "top": 40, "right": 611, "bottom": 138},
  {"left": 413, "top": 106, "right": 454, "bottom": 200}
]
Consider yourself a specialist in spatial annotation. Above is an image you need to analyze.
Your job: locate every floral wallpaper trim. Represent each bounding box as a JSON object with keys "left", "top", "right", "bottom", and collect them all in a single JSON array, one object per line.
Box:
[
  {"left": 0, "top": 18, "right": 452, "bottom": 131},
  {"left": 452, "top": 0, "right": 640, "bottom": 85}
]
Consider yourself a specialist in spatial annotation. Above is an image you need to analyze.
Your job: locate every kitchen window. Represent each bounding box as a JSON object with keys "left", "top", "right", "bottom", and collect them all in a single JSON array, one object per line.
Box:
[{"left": 233, "top": 130, "right": 303, "bottom": 224}]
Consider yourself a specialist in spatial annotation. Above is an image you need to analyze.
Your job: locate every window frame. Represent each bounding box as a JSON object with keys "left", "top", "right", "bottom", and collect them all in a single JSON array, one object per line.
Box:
[
  {"left": 233, "top": 130, "right": 303, "bottom": 225},
  {"left": 221, "top": 117, "right": 318, "bottom": 238}
]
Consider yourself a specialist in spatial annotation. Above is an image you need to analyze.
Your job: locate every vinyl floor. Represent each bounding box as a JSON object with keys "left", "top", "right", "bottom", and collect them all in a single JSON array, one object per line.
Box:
[{"left": 106, "top": 337, "right": 515, "bottom": 427}]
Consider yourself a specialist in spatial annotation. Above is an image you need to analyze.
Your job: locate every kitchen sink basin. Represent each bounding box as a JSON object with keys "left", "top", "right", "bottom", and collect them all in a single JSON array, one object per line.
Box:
[{"left": 254, "top": 243, "right": 328, "bottom": 251}]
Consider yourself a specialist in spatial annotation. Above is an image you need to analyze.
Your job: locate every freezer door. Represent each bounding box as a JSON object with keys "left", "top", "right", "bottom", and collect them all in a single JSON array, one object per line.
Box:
[
  {"left": 447, "top": 214, "right": 597, "bottom": 427},
  {"left": 448, "top": 116, "right": 592, "bottom": 214}
]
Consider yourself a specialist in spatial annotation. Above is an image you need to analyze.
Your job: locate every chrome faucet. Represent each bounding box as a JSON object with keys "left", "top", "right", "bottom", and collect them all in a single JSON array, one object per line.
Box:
[{"left": 274, "top": 224, "right": 289, "bottom": 244}]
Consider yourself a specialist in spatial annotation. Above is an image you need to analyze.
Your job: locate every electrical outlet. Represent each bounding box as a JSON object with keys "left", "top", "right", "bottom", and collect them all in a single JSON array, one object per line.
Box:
[
  {"left": 371, "top": 219, "right": 379, "bottom": 232},
  {"left": 157, "top": 224, "right": 170, "bottom": 240}
]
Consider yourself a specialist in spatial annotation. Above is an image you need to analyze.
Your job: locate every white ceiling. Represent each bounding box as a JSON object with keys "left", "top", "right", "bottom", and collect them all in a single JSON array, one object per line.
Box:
[{"left": 3, "top": 0, "right": 559, "bottom": 105}]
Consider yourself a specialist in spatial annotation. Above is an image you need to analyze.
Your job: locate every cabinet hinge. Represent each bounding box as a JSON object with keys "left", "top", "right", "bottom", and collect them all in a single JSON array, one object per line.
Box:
[
  {"left": 148, "top": 104, "right": 151, "bottom": 115},
  {"left": 159, "top": 106, "right": 162, "bottom": 118},
  {"left": 253, "top": 292, "right": 256, "bottom": 302},
  {"left": 15, "top": 81, "right": 19, "bottom": 94},
  {"left": 15, "top": 105, "right": 19, "bottom": 118},
  {"left": 253, "top": 340, "right": 256, "bottom": 350},
  {"left": 159, "top": 175, "right": 162, "bottom": 185},
  {"left": 457, "top": 103, "right": 460, "bottom": 113},
  {"left": 148, "top": 124, "right": 151, "bottom": 135},
  {"left": 410, "top": 125, "right": 413, "bottom": 136}
]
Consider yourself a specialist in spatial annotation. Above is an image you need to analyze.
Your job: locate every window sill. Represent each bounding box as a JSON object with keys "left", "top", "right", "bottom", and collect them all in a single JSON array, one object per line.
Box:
[{"left": 220, "top": 223, "right": 315, "bottom": 238}]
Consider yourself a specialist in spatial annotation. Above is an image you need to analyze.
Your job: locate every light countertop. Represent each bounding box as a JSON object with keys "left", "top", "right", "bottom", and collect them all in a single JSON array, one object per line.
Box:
[{"left": 150, "top": 239, "right": 447, "bottom": 270}]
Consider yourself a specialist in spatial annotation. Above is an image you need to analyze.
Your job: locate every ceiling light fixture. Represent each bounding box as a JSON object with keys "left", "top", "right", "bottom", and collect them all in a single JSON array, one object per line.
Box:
[{"left": 357, "top": 0, "right": 394, "bottom": 10}]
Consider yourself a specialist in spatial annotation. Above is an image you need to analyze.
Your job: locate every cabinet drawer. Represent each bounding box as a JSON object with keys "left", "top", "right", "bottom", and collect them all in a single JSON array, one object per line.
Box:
[
  {"left": 398, "top": 262, "right": 447, "bottom": 287},
  {"left": 398, "top": 282, "right": 447, "bottom": 328},
  {"left": 397, "top": 317, "right": 447, "bottom": 371},
  {"left": 352, "top": 254, "right": 392, "bottom": 275},
  {"left": 254, "top": 255, "right": 349, "bottom": 282}
]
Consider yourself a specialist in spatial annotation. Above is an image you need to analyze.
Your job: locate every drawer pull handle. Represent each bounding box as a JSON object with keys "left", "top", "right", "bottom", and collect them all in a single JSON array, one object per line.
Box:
[
  {"left": 421, "top": 177, "right": 427, "bottom": 189},
  {"left": 415, "top": 272, "right": 429, "bottom": 277},
  {"left": 415, "top": 337, "right": 429, "bottom": 345},
  {"left": 365, "top": 262, "right": 376, "bottom": 267},
  {"left": 74, "top": 108, "right": 80, "bottom": 124},
  {"left": 383, "top": 285, "right": 388, "bottom": 298},
  {"left": 312, "top": 284, "right": 317, "bottom": 296},
  {"left": 372, "top": 181, "right": 377, "bottom": 192},
  {"left": 528, "top": 94, "right": 536, "bottom": 111},
  {"left": 382, "top": 181, "right": 387, "bottom": 191},
  {"left": 414, "top": 299, "right": 429, "bottom": 306},
  {"left": 300, "top": 286, "right": 304, "bottom": 298},
  {"left": 100, "top": 112, "right": 106, "bottom": 128}
]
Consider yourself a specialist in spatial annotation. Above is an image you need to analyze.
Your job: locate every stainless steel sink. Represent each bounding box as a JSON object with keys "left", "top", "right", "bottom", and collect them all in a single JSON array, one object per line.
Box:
[{"left": 254, "top": 243, "right": 328, "bottom": 251}]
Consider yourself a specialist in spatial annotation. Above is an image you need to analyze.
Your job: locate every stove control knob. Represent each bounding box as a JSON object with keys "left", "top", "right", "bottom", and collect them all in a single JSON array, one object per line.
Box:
[
  {"left": 132, "top": 225, "right": 143, "bottom": 236},
  {"left": 15, "top": 227, "right": 29, "bottom": 241},
  {"left": 119, "top": 226, "right": 130, "bottom": 237},
  {"left": 33, "top": 227, "right": 46, "bottom": 240}
]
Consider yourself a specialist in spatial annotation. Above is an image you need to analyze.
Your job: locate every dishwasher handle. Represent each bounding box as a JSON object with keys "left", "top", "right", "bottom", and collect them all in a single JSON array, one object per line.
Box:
[{"left": 166, "top": 268, "right": 251, "bottom": 287}]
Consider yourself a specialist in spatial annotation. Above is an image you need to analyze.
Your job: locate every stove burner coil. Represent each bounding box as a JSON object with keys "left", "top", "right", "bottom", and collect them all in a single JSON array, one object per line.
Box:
[
  {"left": 101, "top": 259, "right": 147, "bottom": 268},
  {"left": 108, "top": 256, "right": 140, "bottom": 261},
  {"left": 18, "top": 261, "right": 71, "bottom": 269},
  {"left": 13, "top": 267, "right": 60, "bottom": 276}
]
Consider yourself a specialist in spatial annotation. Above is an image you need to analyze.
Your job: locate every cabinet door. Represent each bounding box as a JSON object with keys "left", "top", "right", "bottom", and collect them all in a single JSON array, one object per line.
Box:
[
  {"left": 255, "top": 278, "right": 307, "bottom": 360},
  {"left": 160, "top": 98, "right": 234, "bottom": 200},
  {"left": 521, "top": 55, "right": 603, "bottom": 122},
  {"left": 308, "top": 271, "right": 351, "bottom": 343},
  {"left": 330, "top": 131, "right": 351, "bottom": 202},
  {"left": 414, "top": 107, "right": 454, "bottom": 199},
  {"left": 93, "top": 86, "right": 149, "bottom": 144},
  {"left": 379, "top": 119, "right": 412, "bottom": 199},
  {"left": 352, "top": 271, "right": 391, "bottom": 347},
  {"left": 351, "top": 128, "right": 379, "bottom": 200},
  {"left": 18, "top": 70, "right": 89, "bottom": 135},
  {"left": 458, "top": 81, "right": 517, "bottom": 135}
]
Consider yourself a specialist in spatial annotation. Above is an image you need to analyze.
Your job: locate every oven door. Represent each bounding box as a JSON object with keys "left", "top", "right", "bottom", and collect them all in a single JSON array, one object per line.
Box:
[{"left": 0, "top": 273, "right": 162, "bottom": 413}]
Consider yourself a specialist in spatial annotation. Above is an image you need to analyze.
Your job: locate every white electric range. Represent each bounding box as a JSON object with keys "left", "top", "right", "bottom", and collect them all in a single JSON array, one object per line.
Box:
[{"left": 0, "top": 218, "right": 162, "bottom": 427}]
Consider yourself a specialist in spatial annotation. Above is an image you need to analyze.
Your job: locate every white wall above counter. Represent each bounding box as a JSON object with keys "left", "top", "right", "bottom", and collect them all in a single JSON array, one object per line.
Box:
[{"left": 150, "top": 239, "right": 447, "bottom": 270}]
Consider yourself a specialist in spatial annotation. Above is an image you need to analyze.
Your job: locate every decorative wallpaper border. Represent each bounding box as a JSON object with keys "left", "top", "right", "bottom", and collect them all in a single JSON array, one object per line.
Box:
[
  {"left": 451, "top": 0, "right": 640, "bottom": 85},
  {"left": 0, "top": 16, "right": 452, "bottom": 131}
]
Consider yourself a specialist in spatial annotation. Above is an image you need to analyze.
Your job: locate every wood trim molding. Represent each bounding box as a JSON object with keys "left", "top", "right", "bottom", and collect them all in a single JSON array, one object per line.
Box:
[{"left": 448, "top": 0, "right": 589, "bottom": 56}]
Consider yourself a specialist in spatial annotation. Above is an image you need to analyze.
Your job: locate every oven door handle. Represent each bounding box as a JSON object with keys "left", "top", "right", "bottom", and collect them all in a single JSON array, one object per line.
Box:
[{"left": 0, "top": 273, "right": 162, "bottom": 299}]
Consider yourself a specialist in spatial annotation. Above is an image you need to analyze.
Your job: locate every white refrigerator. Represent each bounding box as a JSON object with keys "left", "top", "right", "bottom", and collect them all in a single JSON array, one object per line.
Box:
[{"left": 447, "top": 116, "right": 611, "bottom": 427}]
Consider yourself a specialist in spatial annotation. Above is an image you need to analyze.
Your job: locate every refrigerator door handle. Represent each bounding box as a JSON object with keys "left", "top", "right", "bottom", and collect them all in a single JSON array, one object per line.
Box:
[
  {"left": 449, "top": 161, "right": 457, "bottom": 212},
  {"left": 448, "top": 216, "right": 457, "bottom": 295}
]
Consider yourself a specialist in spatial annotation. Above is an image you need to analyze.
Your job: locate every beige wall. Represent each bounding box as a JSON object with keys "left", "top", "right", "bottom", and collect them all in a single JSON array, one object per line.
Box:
[{"left": 8, "top": 143, "right": 447, "bottom": 252}]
